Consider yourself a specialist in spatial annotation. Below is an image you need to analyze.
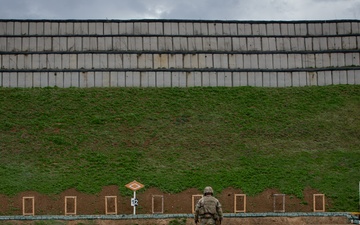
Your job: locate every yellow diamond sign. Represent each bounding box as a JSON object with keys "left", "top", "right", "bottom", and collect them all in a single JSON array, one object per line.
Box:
[{"left": 125, "top": 180, "right": 144, "bottom": 191}]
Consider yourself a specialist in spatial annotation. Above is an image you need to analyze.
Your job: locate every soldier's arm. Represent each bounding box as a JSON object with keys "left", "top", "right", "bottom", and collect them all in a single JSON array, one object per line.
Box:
[
  {"left": 216, "top": 201, "right": 223, "bottom": 220},
  {"left": 194, "top": 202, "right": 200, "bottom": 223}
]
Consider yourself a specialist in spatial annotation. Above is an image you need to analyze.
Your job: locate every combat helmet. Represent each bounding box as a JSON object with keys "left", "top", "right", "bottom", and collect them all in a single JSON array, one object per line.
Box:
[{"left": 203, "top": 186, "right": 214, "bottom": 196}]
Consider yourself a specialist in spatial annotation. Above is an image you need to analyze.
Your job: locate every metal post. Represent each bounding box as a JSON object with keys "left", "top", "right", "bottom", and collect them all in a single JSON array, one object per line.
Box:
[
  {"left": 358, "top": 181, "right": 360, "bottom": 212},
  {"left": 133, "top": 191, "right": 136, "bottom": 215}
]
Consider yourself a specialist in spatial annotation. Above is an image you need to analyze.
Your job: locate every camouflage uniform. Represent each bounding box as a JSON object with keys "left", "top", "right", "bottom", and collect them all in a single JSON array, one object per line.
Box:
[{"left": 194, "top": 187, "right": 223, "bottom": 225}]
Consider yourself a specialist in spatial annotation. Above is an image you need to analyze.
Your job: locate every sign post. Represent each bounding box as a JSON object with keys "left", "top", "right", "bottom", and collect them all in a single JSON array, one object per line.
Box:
[{"left": 125, "top": 180, "right": 144, "bottom": 215}]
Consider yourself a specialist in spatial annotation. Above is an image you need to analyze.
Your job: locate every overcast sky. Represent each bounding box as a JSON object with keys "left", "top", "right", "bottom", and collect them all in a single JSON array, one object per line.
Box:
[{"left": 0, "top": 0, "right": 359, "bottom": 21}]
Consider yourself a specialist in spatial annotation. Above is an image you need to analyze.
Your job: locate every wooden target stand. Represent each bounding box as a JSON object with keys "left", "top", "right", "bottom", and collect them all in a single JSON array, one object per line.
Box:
[
  {"left": 192, "top": 194, "right": 203, "bottom": 213},
  {"left": 152, "top": 195, "right": 164, "bottom": 214},
  {"left": 22, "top": 197, "right": 35, "bottom": 216},
  {"left": 234, "top": 194, "right": 246, "bottom": 213},
  {"left": 64, "top": 196, "right": 77, "bottom": 215},
  {"left": 105, "top": 196, "right": 117, "bottom": 215},
  {"left": 313, "top": 194, "right": 325, "bottom": 212},
  {"left": 273, "top": 194, "right": 285, "bottom": 212}
]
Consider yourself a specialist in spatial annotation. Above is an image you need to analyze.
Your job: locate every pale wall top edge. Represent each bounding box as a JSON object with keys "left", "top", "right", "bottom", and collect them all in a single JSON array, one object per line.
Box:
[{"left": 0, "top": 19, "right": 359, "bottom": 24}]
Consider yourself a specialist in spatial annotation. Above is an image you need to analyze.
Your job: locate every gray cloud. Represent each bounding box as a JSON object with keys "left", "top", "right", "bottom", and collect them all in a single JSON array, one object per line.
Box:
[{"left": 0, "top": 0, "right": 359, "bottom": 20}]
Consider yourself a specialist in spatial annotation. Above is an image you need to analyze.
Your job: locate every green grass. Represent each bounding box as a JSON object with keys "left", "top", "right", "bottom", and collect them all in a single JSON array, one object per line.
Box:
[{"left": 0, "top": 85, "right": 359, "bottom": 212}]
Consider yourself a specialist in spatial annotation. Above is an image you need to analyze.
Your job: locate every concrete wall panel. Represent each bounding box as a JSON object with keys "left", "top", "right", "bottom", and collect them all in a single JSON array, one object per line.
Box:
[
  {"left": 201, "top": 72, "right": 210, "bottom": 86},
  {"left": 273, "top": 23, "right": 281, "bottom": 36},
  {"left": 176, "top": 72, "right": 186, "bottom": 87},
  {"left": 2, "top": 72, "right": 11, "bottom": 87},
  {"left": 253, "top": 72, "right": 263, "bottom": 87},
  {"left": 163, "top": 23, "right": 173, "bottom": 35},
  {"left": 304, "top": 54, "right": 315, "bottom": 68},
  {"left": 127, "top": 71, "right": 140, "bottom": 87},
  {"left": 308, "top": 23, "right": 322, "bottom": 35},
  {"left": 298, "top": 72, "right": 308, "bottom": 87},
  {"left": 315, "top": 54, "right": 324, "bottom": 68},
  {"left": 78, "top": 71, "right": 92, "bottom": 87},
  {"left": 74, "top": 22, "right": 88, "bottom": 34},
  {"left": 351, "top": 22, "right": 359, "bottom": 34},
  {"left": 28, "top": 22, "right": 37, "bottom": 35},
  {"left": 222, "top": 23, "right": 231, "bottom": 35},
  {"left": 54, "top": 72, "right": 64, "bottom": 88},
  {"left": 346, "top": 70, "right": 355, "bottom": 84},
  {"left": 69, "top": 72, "right": 78, "bottom": 87},
  {"left": 295, "top": 23, "right": 307, "bottom": 35},
  {"left": 293, "top": 72, "right": 307, "bottom": 87},
  {"left": 239, "top": 72, "right": 248, "bottom": 86},
  {"left": 337, "top": 53, "right": 345, "bottom": 67},
  {"left": 322, "top": 23, "right": 332, "bottom": 35},
  {"left": 31, "top": 72, "right": 41, "bottom": 87},
  {"left": 185, "top": 71, "right": 194, "bottom": 87},
  {"left": 12, "top": 37, "right": 21, "bottom": 51},
  {"left": 262, "top": 72, "right": 271, "bottom": 87},
  {"left": 247, "top": 37, "right": 261, "bottom": 51},
  {"left": 149, "top": 72, "right": 157, "bottom": 87},
  {"left": 151, "top": 22, "right": 163, "bottom": 35},
  {"left": 287, "top": 24, "right": 296, "bottom": 35},
  {"left": 251, "top": 24, "right": 262, "bottom": 35},
  {"left": 0, "top": 37, "right": 6, "bottom": 51},
  {"left": 1, "top": 73, "right": 9, "bottom": 87},
  {"left": 291, "top": 72, "right": 300, "bottom": 87},
  {"left": 123, "top": 22, "right": 133, "bottom": 34},
  {"left": 14, "top": 22, "right": 22, "bottom": 35},
  {"left": 208, "top": 72, "right": 216, "bottom": 86},
  {"left": 332, "top": 70, "right": 340, "bottom": 85},
  {"left": 249, "top": 54, "right": 258, "bottom": 69},
  {"left": 217, "top": 72, "right": 225, "bottom": 86},
  {"left": 192, "top": 37, "right": 202, "bottom": 51},
  {"left": 117, "top": 71, "right": 127, "bottom": 87},
  {"left": 17, "top": 72, "right": 26, "bottom": 88},
  {"left": 284, "top": 72, "right": 292, "bottom": 87},
  {"left": 243, "top": 24, "right": 252, "bottom": 35},
  {"left": 193, "top": 23, "right": 201, "bottom": 35},
  {"left": 102, "top": 71, "right": 111, "bottom": 87},
  {"left": 36, "top": 37, "right": 46, "bottom": 51},
  {"left": 338, "top": 70, "right": 348, "bottom": 84},
  {"left": 21, "top": 21, "right": 29, "bottom": 35},
  {"left": 207, "top": 23, "right": 216, "bottom": 35},
  {"left": 267, "top": 37, "right": 277, "bottom": 51},
  {"left": 318, "top": 37, "right": 328, "bottom": 51},
  {"left": 0, "top": 22, "right": 7, "bottom": 35},
  {"left": 283, "top": 38, "right": 291, "bottom": 51},
  {"left": 352, "top": 52, "right": 360, "bottom": 66},
  {"left": 338, "top": 22, "right": 352, "bottom": 35},
  {"left": 134, "top": 37, "right": 143, "bottom": 51},
  {"left": 194, "top": 71, "right": 202, "bottom": 86},
  {"left": 155, "top": 71, "right": 165, "bottom": 87},
  {"left": 277, "top": 72, "right": 285, "bottom": 87},
  {"left": 231, "top": 38, "right": 240, "bottom": 51},
  {"left": 232, "top": 72, "right": 241, "bottom": 86},
  {"left": 6, "top": 37, "right": 15, "bottom": 51},
  {"left": 163, "top": 72, "right": 172, "bottom": 87},
  {"left": 354, "top": 70, "right": 360, "bottom": 84},
  {"left": 202, "top": 54, "right": 212, "bottom": 68}
]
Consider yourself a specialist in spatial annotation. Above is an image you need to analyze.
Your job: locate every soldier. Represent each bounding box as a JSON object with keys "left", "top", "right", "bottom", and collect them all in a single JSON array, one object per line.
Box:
[{"left": 194, "top": 186, "right": 223, "bottom": 225}]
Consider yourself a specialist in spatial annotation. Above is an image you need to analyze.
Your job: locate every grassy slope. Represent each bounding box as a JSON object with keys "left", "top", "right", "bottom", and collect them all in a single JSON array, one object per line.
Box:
[{"left": 0, "top": 85, "right": 359, "bottom": 211}]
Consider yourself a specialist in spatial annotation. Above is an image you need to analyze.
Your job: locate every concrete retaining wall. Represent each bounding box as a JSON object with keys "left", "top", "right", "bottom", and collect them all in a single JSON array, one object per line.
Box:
[{"left": 1, "top": 19, "right": 359, "bottom": 88}]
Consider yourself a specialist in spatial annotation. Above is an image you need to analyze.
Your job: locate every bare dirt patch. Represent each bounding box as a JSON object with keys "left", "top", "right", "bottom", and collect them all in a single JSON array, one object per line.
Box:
[
  {"left": 0, "top": 186, "right": 330, "bottom": 215},
  {"left": 0, "top": 186, "right": 342, "bottom": 225}
]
